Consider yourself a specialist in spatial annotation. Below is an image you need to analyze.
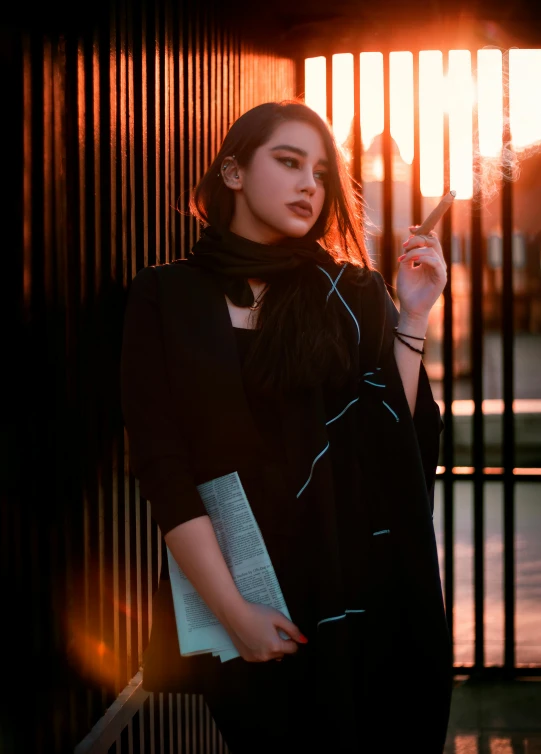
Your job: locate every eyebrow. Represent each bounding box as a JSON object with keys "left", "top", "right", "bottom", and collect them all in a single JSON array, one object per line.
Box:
[{"left": 269, "top": 144, "right": 328, "bottom": 167}]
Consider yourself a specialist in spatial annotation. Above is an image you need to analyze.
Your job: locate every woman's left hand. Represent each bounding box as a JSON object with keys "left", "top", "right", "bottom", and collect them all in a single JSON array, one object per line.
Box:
[{"left": 396, "top": 228, "right": 448, "bottom": 320}]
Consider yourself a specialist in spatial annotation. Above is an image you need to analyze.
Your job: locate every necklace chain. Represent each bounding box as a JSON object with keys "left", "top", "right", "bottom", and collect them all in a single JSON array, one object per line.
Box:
[{"left": 248, "top": 284, "right": 267, "bottom": 311}]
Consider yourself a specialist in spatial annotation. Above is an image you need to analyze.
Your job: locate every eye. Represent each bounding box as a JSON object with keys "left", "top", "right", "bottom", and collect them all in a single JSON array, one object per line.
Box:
[
  {"left": 314, "top": 170, "right": 328, "bottom": 183},
  {"left": 277, "top": 156, "right": 300, "bottom": 169}
]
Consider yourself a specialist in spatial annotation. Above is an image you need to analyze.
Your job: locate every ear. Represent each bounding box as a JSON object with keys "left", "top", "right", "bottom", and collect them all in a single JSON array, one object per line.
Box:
[{"left": 221, "top": 158, "right": 243, "bottom": 191}]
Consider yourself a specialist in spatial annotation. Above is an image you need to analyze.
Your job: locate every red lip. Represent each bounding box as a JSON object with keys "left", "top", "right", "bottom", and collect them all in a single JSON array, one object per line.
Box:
[{"left": 287, "top": 201, "right": 313, "bottom": 215}]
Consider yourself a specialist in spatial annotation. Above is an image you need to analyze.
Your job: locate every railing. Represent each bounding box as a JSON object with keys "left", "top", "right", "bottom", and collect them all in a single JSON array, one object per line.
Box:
[
  {"left": 74, "top": 673, "right": 229, "bottom": 754},
  {"left": 301, "top": 48, "right": 541, "bottom": 679}
]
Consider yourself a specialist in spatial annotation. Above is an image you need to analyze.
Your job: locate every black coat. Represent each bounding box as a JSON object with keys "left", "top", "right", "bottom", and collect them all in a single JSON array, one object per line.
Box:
[{"left": 120, "top": 258, "right": 453, "bottom": 750}]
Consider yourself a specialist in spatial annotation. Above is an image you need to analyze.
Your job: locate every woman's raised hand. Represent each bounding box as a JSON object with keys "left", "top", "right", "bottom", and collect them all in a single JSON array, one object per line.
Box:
[
  {"left": 396, "top": 228, "right": 448, "bottom": 321},
  {"left": 224, "top": 600, "right": 308, "bottom": 663}
]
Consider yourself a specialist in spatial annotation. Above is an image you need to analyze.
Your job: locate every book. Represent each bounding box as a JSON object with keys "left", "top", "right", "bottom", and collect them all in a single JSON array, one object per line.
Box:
[{"left": 166, "top": 471, "right": 293, "bottom": 663}]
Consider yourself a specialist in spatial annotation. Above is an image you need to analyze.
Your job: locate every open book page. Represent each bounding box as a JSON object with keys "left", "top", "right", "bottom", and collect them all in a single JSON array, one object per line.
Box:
[{"left": 167, "top": 471, "right": 292, "bottom": 663}]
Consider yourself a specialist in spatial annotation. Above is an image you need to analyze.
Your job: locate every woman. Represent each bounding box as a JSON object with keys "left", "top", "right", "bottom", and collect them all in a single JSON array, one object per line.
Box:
[{"left": 120, "top": 101, "right": 453, "bottom": 753}]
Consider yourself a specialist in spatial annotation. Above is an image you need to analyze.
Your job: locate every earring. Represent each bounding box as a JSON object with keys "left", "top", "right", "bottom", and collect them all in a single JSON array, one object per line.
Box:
[{"left": 218, "top": 156, "right": 238, "bottom": 179}]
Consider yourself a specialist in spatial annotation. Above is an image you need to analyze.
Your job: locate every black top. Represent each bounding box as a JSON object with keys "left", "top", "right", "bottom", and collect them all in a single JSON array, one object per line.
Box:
[
  {"left": 121, "top": 262, "right": 453, "bottom": 750},
  {"left": 232, "top": 327, "right": 286, "bottom": 465},
  {"left": 232, "top": 325, "right": 370, "bottom": 617}
]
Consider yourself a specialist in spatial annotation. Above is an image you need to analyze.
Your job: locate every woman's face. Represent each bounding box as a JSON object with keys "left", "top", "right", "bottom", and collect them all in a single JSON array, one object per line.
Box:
[{"left": 227, "top": 120, "right": 329, "bottom": 244}]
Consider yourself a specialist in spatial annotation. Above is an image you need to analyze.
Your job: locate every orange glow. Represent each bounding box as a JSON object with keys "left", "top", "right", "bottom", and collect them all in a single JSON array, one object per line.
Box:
[
  {"left": 478, "top": 49, "right": 503, "bottom": 157},
  {"left": 305, "top": 57, "right": 326, "bottom": 123},
  {"left": 420, "top": 51, "right": 444, "bottom": 197},
  {"left": 305, "top": 49, "right": 541, "bottom": 198},
  {"left": 510, "top": 49, "right": 541, "bottom": 149},
  {"left": 448, "top": 51, "right": 473, "bottom": 199},
  {"left": 390, "top": 52, "right": 414, "bottom": 164},
  {"left": 332, "top": 54, "right": 354, "bottom": 149},
  {"left": 68, "top": 619, "right": 121, "bottom": 689},
  {"left": 360, "top": 52, "right": 384, "bottom": 152}
]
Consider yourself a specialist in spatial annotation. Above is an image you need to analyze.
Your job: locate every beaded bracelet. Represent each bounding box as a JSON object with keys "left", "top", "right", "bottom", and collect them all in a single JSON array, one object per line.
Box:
[
  {"left": 394, "top": 332, "right": 425, "bottom": 355},
  {"left": 393, "top": 326, "right": 426, "bottom": 341}
]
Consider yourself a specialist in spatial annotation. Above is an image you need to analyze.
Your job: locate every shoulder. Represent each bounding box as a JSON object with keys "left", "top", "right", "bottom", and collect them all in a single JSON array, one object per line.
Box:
[{"left": 129, "top": 259, "right": 207, "bottom": 294}]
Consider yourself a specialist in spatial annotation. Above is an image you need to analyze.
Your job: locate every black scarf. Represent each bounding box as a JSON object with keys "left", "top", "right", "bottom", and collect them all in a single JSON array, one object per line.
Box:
[{"left": 185, "top": 225, "right": 333, "bottom": 307}]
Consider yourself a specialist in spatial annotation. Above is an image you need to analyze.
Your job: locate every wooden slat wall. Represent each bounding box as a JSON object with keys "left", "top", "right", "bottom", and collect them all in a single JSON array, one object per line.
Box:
[{"left": 10, "top": 0, "right": 295, "bottom": 750}]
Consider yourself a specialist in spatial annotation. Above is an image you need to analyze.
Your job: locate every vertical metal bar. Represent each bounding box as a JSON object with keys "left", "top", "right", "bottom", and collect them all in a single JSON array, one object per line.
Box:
[
  {"left": 184, "top": 694, "right": 190, "bottom": 754},
  {"left": 158, "top": 692, "right": 165, "bottom": 754},
  {"left": 441, "top": 50, "right": 455, "bottom": 664},
  {"left": 135, "top": 480, "right": 143, "bottom": 667},
  {"left": 90, "top": 24, "right": 103, "bottom": 724},
  {"left": 154, "top": 0, "right": 161, "bottom": 264},
  {"left": 178, "top": 0, "right": 187, "bottom": 256},
  {"left": 149, "top": 693, "right": 156, "bottom": 754},
  {"left": 93, "top": 28, "right": 102, "bottom": 293},
  {"left": 146, "top": 499, "right": 153, "bottom": 634},
  {"left": 110, "top": 0, "right": 118, "bottom": 283},
  {"left": 169, "top": 2, "right": 177, "bottom": 259},
  {"left": 501, "top": 49, "right": 516, "bottom": 677},
  {"left": 54, "top": 33, "right": 70, "bottom": 750},
  {"left": 43, "top": 37, "right": 54, "bottom": 305},
  {"left": 120, "top": 0, "right": 129, "bottom": 289},
  {"left": 352, "top": 52, "right": 361, "bottom": 192},
  {"left": 23, "top": 33, "right": 33, "bottom": 320},
  {"left": 175, "top": 693, "right": 182, "bottom": 754},
  {"left": 411, "top": 50, "right": 421, "bottom": 226},
  {"left": 295, "top": 56, "right": 304, "bottom": 100},
  {"left": 326, "top": 54, "right": 332, "bottom": 126},
  {"left": 109, "top": 0, "right": 122, "bottom": 696},
  {"left": 187, "top": 10, "right": 195, "bottom": 251},
  {"left": 164, "top": 1, "right": 171, "bottom": 264},
  {"left": 127, "top": 0, "right": 136, "bottom": 279},
  {"left": 381, "top": 50, "right": 393, "bottom": 286},
  {"left": 141, "top": 0, "right": 149, "bottom": 268},
  {"left": 471, "top": 49, "right": 486, "bottom": 674},
  {"left": 124, "top": 431, "right": 132, "bottom": 679},
  {"left": 98, "top": 466, "right": 107, "bottom": 707},
  {"left": 228, "top": 26, "right": 234, "bottom": 129},
  {"left": 77, "top": 38, "right": 87, "bottom": 306},
  {"left": 195, "top": 7, "right": 203, "bottom": 187}
]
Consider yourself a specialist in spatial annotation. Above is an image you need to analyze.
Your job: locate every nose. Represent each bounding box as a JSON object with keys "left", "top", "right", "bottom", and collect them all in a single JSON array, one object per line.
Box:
[{"left": 298, "top": 167, "right": 317, "bottom": 196}]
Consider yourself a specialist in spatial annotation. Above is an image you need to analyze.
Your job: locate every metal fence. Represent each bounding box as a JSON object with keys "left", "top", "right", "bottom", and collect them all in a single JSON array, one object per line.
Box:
[
  {"left": 5, "top": 3, "right": 540, "bottom": 751},
  {"left": 8, "top": 0, "right": 293, "bottom": 750},
  {"left": 300, "top": 48, "right": 541, "bottom": 678}
]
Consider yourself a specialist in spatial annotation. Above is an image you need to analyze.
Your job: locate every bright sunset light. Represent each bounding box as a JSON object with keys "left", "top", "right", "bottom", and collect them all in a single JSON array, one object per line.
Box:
[
  {"left": 390, "top": 52, "right": 414, "bottom": 165},
  {"left": 510, "top": 49, "right": 541, "bottom": 149},
  {"left": 358, "top": 52, "right": 384, "bottom": 152},
  {"left": 332, "top": 53, "right": 354, "bottom": 148},
  {"left": 419, "top": 50, "right": 444, "bottom": 197},
  {"left": 448, "top": 50, "right": 473, "bottom": 199},
  {"left": 305, "top": 48, "right": 541, "bottom": 199},
  {"left": 478, "top": 49, "right": 503, "bottom": 157}
]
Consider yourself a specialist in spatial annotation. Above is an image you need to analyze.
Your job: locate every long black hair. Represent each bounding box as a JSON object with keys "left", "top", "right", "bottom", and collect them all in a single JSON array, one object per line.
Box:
[{"left": 189, "top": 100, "right": 373, "bottom": 394}]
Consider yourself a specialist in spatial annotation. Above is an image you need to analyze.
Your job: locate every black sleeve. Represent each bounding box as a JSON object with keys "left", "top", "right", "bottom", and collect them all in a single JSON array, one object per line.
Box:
[
  {"left": 372, "top": 270, "right": 443, "bottom": 507},
  {"left": 120, "top": 266, "right": 208, "bottom": 535}
]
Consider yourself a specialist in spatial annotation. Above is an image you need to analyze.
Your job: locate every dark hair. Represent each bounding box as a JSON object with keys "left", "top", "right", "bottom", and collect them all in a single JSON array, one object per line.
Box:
[{"left": 189, "top": 100, "right": 374, "bottom": 393}]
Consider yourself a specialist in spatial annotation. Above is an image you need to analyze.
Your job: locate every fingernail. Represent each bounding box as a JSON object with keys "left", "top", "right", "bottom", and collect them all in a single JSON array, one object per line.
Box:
[
  {"left": 411, "top": 255, "right": 420, "bottom": 261},
  {"left": 298, "top": 634, "right": 309, "bottom": 644},
  {"left": 402, "top": 240, "right": 408, "bottom": 247},
  {"left": 398, "top": 254, "right": 406, "bottom": 262}
]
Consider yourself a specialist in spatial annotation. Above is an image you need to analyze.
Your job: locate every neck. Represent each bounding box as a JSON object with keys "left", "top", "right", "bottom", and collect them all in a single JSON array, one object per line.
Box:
[{"left": 228, "top": 213, "right": 286, "bottom": 246}]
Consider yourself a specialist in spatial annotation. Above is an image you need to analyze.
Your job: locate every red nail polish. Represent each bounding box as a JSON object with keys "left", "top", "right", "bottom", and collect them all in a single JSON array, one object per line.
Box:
[
  {"left": 402, "top": 241, "right": 408, "bottom": 247},
  {"left": 398, "top": 254, "right": 406, "bottom": 262},
  {"left": 412, "top": 255, "right": 420, "bottom": 261},
  {"left": 298, "top": 634, "right": 309, "bottom": 644}
]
